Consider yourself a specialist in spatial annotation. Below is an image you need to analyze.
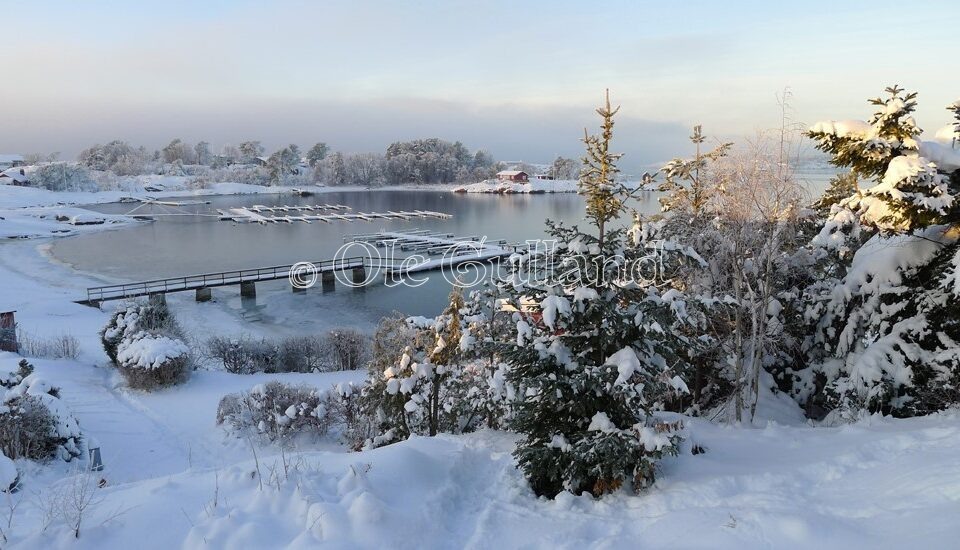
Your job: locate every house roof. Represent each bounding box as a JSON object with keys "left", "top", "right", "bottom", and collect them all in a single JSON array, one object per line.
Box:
[
  {"left": 497, "top": 170, "right": 527, "bottom": 176},
  {"left": 0, "top": 167, "right": 29, "bottom": 183},
  {"left": 0, "top": 154, "right": 23, "bottom": 164}
]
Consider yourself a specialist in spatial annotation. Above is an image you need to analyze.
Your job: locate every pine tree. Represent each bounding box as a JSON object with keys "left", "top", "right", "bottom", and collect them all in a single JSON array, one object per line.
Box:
[
  {"left": 578, "top": 90, "right": 634, "bottom": 247},
  {"left": 803, "top": 86, "right": 960, "bottom": 418},
  {"left": 658, "top": 125, "right": 732, "bottom": 216},
  {"left": 503, "top": 93, "right": 690, "bottom": 498},
  {"left": 808, "top": 85, "right": 953, "bottom": 234}
]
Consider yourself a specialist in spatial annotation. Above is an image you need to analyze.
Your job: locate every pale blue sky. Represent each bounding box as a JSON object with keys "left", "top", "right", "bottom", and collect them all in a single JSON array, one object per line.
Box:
[{"left": 1, "top": 0, "right": 956, "bottom": 168}]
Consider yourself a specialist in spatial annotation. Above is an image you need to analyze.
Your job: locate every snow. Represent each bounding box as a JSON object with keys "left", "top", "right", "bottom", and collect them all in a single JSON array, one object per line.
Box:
[
  {"left": 607, "top": 346, "right": 643, "bottom": 385},
  {"left": 587, "top": 411, "right": 618, "bottom": 433},
  {"left": 0, "top": 452, "right": 16, "bottom": 490},
  {"left": 8, "top": 414, "right": 958, "bottom": 549},
  {"left": 539, "top": 295, "right": 571, "bottom": 330},
  {"left": 809, "top": 119, "right": 872, "bottom": 138},
  {"left": 116, "top": 334, "right": 188, "bottom": 370},
  {"left": 920, "top": 140, "right": 960, "bottom": 172},
  {"left": 934, "top": 124, "right": 959, "bottom": 144}
]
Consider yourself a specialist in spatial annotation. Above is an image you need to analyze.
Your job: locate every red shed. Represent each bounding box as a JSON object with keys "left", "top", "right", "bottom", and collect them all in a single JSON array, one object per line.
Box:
[{"left": 497, "top": 170, "right": 529, "bottom": 183}]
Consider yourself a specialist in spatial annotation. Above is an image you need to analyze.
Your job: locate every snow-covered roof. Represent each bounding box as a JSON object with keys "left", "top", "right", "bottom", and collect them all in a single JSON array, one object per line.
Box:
[
  {"left": 497, "top": 170, "right": 527, "bottom": 176},
  {"left": 0, "top": 154, "right": 23, "bottom": 164},
  {"left": 0, "top": 167, "right": 29, "bottom": 183}
]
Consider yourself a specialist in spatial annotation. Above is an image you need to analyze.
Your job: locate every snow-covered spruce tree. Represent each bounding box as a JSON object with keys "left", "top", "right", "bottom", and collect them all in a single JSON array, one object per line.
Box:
[
  {"left": 643, "top": 126, "right": 734, "bottom": 414},
  {"left": 502, "top": 92, "right": 689, "bottom": 498},
  {"left": 803, "top": 86, "right": 960, "bottom": 418}
]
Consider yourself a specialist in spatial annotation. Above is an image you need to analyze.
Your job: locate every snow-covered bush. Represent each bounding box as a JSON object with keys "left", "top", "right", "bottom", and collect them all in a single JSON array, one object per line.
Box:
[
  {"left": 206, "top": 334, "right": 333, "bottom": 374},
  {"left": 101, "top": 299, "right": 182, "bottom": 365},
  {"left": 326, "top": 383, "right": 376, "bottom": 451},
  {"left": 0, "top": 374, "right": 83, "bottom": 461},
  {"left": 29, "top": 163, "right": 97, "bottom": 192},
  {"left": 15, "top": 330, "right": 80, "bottom": 360},
  {"left": 358, "top": 289, "right": 507, "bottom": 448},
  {"left": 216, "top": 382, "right": 332, "bottom": 443},
  {"left": 206, "top": 335, "right": 281, "bottom": 374},
  {"left": 116, "top": 332, "right": 192, "bottom": 390},
  {"left": 323, "top": 329, "right": 369, "bottom": 371}
]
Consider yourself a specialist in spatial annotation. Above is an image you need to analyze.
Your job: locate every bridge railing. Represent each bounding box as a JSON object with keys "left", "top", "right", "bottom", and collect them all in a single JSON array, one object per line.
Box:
[{"left": 85, "top": 256, "right": 382, "bottom": 303}]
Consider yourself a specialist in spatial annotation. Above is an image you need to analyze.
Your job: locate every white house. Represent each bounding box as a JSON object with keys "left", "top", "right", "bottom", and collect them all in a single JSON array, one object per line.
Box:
[{"left": 0, "top": 154, "right": 24, "bottom": 170}]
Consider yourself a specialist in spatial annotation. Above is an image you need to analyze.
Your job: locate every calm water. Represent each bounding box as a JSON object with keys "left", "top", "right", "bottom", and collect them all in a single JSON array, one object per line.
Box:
[
  {"left": 52, "top": 191, "right": 660, "bottom": 329},
  {"left": 52, "top": 174, "right": 832, "bottom": 331}
]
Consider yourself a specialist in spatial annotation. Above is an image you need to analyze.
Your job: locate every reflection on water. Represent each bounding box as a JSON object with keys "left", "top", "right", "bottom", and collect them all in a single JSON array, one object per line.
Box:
[{"left": 51, "top": 180, "right": 832, "bottom": 330}]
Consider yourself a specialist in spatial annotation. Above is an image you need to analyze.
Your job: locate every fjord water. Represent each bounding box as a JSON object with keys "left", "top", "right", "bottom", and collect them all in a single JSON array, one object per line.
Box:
[
  {"left": 52, "top": 191, "right": 646, "bottom": 329},
  {"left": 51, "top": 178, "right": 830, "bottom": 331}
]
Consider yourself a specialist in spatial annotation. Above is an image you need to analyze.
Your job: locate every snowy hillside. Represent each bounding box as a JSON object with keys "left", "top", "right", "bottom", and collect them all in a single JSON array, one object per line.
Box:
[{"left": 5, "top": 350, "right": 960, "bottom": 549}]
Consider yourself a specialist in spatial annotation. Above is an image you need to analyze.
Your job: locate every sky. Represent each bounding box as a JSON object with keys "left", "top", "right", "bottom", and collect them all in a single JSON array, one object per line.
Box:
[{"left": 1, "top": 0, "right": 957, "bottom": 171}]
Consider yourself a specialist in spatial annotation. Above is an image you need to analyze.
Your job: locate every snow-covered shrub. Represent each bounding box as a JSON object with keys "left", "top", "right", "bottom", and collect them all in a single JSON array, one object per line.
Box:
[
  {"left": 116, "top": 332, "right": 192, "bottom": 390},
  {"left": 216, "top": 382, "right": 332, "bottom": 443},
  {"left": 0, "top": 375, "right": 83, "bottom": 461},
  {"left": 29, "top": 163, "right": 97, "bottom": 192},
  {"left": 323, "top": 329, "right": 369, "bottom": 371},
  {"left": 326, "top": 383, "right": 376, "bottom": 451},
  {"left": 206, "top": 334, "right": 329, "bottom": 374},
  {"left": 15, "top": 330, "right": 80, "bottom": 360},
  {"left": 206, "top": 335, "right": 278, "bottom": 374},
  {"left": 359, "top": 288, "right": 509, "bottom": 448},
  {"left": 277, "top": 335, "right": 328, "bottom": 373},
  {"left": 101, "top": 300, "right": 182, "bottom": 364}
]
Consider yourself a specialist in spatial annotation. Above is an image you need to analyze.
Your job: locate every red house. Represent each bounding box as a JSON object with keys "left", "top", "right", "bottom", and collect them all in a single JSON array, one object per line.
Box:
[{"left": 497, "top": 170, "right": 529, "bottom": 183}]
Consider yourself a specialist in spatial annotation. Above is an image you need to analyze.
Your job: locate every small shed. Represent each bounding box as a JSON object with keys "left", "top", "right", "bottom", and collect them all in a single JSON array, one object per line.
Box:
[
  {"left": 0, "top": 310, "right": 17, "bottom": 353},
  {"left": 497, "top": 170, "right": 529, "bottom": 183}
]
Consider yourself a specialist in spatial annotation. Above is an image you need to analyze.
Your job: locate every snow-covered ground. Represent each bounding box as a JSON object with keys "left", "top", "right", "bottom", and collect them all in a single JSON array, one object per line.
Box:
[{"left": 7, "top": 347, "right": 960, "bottom": 549}]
